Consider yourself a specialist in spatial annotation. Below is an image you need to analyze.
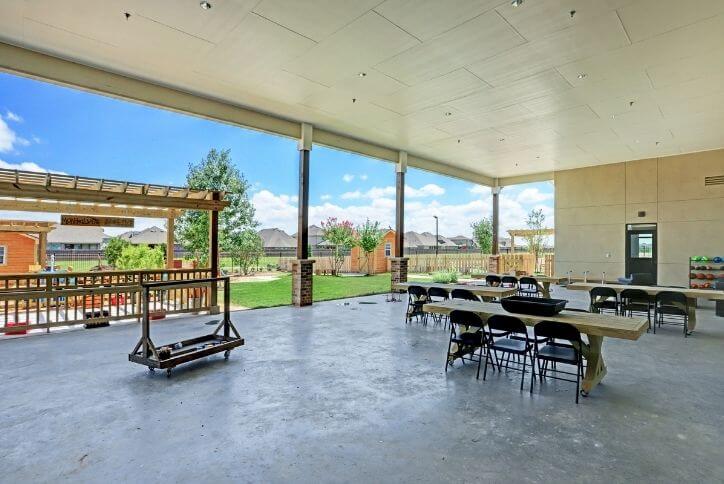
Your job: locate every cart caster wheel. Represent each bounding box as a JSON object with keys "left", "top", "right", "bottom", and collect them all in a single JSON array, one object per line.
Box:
[
  {"left": 224, "top": 350, "right": 231, "bottom": 360},
  {"left": 166, "top": 369, "right": 172, "bottom": 378},
  {"left": 580, "top": 390, "right": 589, "bottom": 397}
]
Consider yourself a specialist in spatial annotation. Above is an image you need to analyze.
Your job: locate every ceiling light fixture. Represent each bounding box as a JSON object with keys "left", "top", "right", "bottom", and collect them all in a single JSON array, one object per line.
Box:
[
  {"left": 577, "top": 73, "right": 587, "bottom": 79},
  {"left": 570, "top": 10, "right": 576, "bottom": 18},
  {"left": 358, "top": 72, "right": 367, "bottom": 78},
  {"left": 511, "top": 0, "right": 524, "bottom": 7},
  {"left": 444, "top": 111, "right": 452, "bottom": 116},
  {"left": 200, "top": 1, "right": 212, "bottom": 10},
  {"left": 629, "top": 100, "right": 635, "bottom": 107}
]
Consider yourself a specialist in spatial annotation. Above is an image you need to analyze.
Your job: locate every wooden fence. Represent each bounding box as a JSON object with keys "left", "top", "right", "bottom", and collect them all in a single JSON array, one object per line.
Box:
[{"left": 0, "top": 268, "right": 213, "bottom": 335}]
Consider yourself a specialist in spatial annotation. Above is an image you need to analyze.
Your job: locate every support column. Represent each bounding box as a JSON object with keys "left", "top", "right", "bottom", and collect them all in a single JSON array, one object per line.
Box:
[
  {"left": 37, "top": 232, "right": 47, "bottom": 267},
  {"left": 293, "top": 123, "right": 314, "bottom": 306},
  {"left": 209, "top": 193, "right": 220, "bottom": 313},
  {"left": 166, "top": 216, "right": 175, "bottom": 269},
  {"left": 392, "top": 151, "right": 408, "bottom": 290},
  {"left": 490, "top": 185, "right": 502, "bottom": 274}
]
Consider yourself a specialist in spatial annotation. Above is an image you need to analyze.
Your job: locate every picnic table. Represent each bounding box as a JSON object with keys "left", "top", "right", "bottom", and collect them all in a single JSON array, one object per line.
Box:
[
  {"left": 567, "top": 282, "right": 724, "bottom": 331},
  {"left": 423, "top": 299, "right": 648, "bottom": 395},
  {"left": 393, "top": 281, "right": 517, "bottom": 299}
]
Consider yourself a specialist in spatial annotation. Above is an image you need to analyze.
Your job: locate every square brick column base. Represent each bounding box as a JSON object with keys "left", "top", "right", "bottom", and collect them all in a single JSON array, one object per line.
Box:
[
  {"left": 292, "top": 259, "right": 315, "bottom": 307},
  {"left": 489, "top": 255, "right": 500, "bottom": 274},
  {"left": 390, "top": 257, "right": 409, "bottom": 291}
]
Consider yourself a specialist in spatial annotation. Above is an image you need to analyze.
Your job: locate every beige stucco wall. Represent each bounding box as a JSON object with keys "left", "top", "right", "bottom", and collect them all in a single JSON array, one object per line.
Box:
[{"left": 555, "top": 149, "right": 724, "bottom": 286}]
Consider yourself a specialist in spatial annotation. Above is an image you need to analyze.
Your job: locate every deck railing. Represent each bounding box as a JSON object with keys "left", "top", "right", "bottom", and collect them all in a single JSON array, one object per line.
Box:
[{"left": 0, "top": 268, "right": 214, "bottom": 335}]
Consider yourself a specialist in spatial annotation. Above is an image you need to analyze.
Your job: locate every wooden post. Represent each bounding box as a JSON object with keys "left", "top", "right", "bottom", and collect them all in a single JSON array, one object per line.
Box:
[
  {"left": 37, "top": 231, "right": 47, "bottom": 267},
  {"left": 166, "top": 217, "right": 175, "bottom": 269},
  {"left": 209, "top": 193, "right": 220, "bottom": 313},
  {"left": 491, "top": 186, "right": 501, "bottom": 255}
]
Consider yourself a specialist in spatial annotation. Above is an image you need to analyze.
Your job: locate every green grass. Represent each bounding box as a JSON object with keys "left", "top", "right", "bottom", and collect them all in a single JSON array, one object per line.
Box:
[{"left": 230, "top": 273, "right": 392, "bottom": 309}]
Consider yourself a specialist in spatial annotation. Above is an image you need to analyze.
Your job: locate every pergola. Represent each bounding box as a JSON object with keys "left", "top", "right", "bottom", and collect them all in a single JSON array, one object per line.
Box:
[
  {"left": 0, "top": 219, "right": 56, "bottom": 268},
  {"left": 507, "top": 229, "right": 555, "bottom": 253},
  {"left": 0, "top": 168, "right": 229, "bottom": 305}
]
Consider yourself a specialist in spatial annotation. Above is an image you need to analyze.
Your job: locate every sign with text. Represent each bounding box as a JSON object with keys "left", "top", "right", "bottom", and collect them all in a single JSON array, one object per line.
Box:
[{"left": 61, "top": 215, "right": 135, "bottom": 228}]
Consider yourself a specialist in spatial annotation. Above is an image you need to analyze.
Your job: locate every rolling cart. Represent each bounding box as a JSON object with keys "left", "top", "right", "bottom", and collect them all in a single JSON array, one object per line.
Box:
[{"left": 128, "top": 276, "right": 244, "bottom": 377}]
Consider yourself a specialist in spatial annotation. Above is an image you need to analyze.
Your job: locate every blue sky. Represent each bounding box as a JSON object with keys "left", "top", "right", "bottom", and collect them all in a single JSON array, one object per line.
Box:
[{"left": 0, "top": 72, "right": 554, "bottom": 239}]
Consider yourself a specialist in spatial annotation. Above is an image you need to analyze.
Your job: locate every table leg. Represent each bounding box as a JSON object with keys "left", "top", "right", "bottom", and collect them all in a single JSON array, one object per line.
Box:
[
  {"left": 687, "top": 298, "right": 697, "bottom": 332},
  {"left": 580, "top": 335, "right": 607, "bottom": 395}
]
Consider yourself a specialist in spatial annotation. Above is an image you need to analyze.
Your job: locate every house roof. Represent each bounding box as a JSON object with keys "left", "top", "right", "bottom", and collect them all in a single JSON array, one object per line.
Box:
[
  {"left": 404, "top": 231, "right": 458, "bottom": 248},
  {"left": 258, "top": 228, "right": 296, "bottom": 248},
  {"left": 118, "top": 226, "right": 167, "bottom": 245},
  {"left": 47, "top": 225, "right": 106, "bottom": 244}
]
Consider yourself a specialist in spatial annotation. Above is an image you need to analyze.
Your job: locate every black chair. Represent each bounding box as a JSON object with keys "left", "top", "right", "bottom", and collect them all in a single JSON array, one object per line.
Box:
[
  {"left": 620, "top": 288, "right": 652, "bottom": 330},
  {"left": 485, "top": 275, "right": 501, "bottom": 287},
  {"left": 654, "top": 291, "right": 689, "bottom": 336},
  {"left": 518, "top": 277, "right": 541, "bottom": 297},
  {"left": 406, "top": 286, "right": 428, "bottom": 325},
  {"left": 531, "top": 321, "right": 585, "bottom": 404},
  {"left": 451, "top": 288, "right": 480, "bottom": 302},
  {"left": 501, "top": 275, "right": 518, "bottom": 289},
  {"left": 427, "top": 287, "right": 450, "bottom": 328},
  {"left": 483, "top": 315, "right": 535, "bottom": 390},
  {"left": 445, "top": 310, "right": 487, "bottom": 379},
  {"left": 589, "top": 287, "right": 618, "bottom": 315}
]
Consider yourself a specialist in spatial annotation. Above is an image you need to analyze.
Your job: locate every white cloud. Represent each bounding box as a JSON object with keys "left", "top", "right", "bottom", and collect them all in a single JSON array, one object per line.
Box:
[
  {"left": 406, "top": 183, "right": 445, "bottom": 198},
  {"left": 469, "top": 184, "right": 489, "bottom": 195},
  {"left": 0, "top": 159, "right": 66, "bottom": 174},
  {"left": 360, "top": 174, "right": 368, "bottom": 180},
  {"left": 0, "top": 117, "right": 19, "bottom": 153},
  {"left": 341, "top": 184, "right": 443, "bottom": 200},
  {"left": 320, "top": 194, "right": 332, "bottom": 201},
  {"left": 32, "top": 136, "right": 42, "bottom": 144},
  {"left": 5, "top": 111, "right": 22, "bottom": 123},
  {"left": 342, "top": 174, "right": 354, "bottom": 182},
  {"left": 516, "top": 187, "right": 553, "bottom": 204}
]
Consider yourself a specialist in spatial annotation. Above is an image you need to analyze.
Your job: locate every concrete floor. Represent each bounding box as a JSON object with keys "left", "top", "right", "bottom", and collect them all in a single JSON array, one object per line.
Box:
[{"left": 2, "top": 287, "right": 724, "bottom": 483}]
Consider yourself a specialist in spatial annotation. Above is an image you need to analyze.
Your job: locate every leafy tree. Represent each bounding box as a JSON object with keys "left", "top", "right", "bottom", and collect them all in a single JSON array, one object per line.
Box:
[
  {"left": 105, "top": 237, "right": 130, "bottom": 267},
  {"left": 523, "top": 208, "right": 548, "bottom": 273},
  {"left": 228, "top": 229, "right": 264, "bottom": 275},
  {"left": 176, "top": 149, "right": 257, "bottom": 265},
  {"left": 320, "top": 217, "right": 355, "bottom": 275},
  {"left": 115, "top": 245, "right": 165, "bottom": 270},
  {"left": 355, "top": 219, "right": 384, "bottom": 275},
  {"left": 471, "top": 217, "right": 493, "bottom": 254}
]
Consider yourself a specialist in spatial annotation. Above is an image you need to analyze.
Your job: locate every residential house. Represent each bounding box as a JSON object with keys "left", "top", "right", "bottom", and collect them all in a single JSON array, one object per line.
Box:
[{"left": 47, "top": 225, "right": 106, "bottom": 251}]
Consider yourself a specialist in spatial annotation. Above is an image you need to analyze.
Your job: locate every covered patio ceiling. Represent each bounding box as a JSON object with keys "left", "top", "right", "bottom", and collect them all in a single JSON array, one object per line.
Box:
[{"left": 2, "top": 1, "right": 724, "bottom": 184}]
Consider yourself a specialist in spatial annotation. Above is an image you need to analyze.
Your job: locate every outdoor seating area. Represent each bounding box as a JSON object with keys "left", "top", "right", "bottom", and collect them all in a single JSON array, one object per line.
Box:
[{"left": 2, "top": 286, "right": 724, "bottom": 481}]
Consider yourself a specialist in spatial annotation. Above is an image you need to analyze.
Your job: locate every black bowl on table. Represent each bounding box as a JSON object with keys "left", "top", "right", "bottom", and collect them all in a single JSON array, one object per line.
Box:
[{"left": 500, "top": 296, "right": 568, "bottom": 317}]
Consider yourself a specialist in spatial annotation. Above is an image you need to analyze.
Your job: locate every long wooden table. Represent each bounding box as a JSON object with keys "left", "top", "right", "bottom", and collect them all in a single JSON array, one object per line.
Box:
[
  {"left": 393, "top": 281, "right": 517, "bottom": 299},
  {"left": 567, "top": 282, "right": 724, "bottom": 331},
  {"left": 423, "top": 299, "right": 648, "bottom": 395}
]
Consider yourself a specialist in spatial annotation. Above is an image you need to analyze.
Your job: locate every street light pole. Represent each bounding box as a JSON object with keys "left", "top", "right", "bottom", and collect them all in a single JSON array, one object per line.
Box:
[{"left": 433, "top": 215, "right": 439, "bottom": 257}]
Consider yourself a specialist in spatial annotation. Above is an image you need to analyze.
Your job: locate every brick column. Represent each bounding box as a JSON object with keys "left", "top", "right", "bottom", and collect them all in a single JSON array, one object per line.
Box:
[
  {"left": 292, "top": 259, "right": 315, "bottom": 306},
  {"left": 489, "top": 254, "right": 500, "bottom": 275},
  {"left": 390, "top": 257, "right": 409, "bottom": 290}
]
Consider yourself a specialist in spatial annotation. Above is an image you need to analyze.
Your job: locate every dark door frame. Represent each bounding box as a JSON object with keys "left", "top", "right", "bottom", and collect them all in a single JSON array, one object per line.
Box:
[{"left": 625, "top": 223, "right": 657, "bottom": 283}]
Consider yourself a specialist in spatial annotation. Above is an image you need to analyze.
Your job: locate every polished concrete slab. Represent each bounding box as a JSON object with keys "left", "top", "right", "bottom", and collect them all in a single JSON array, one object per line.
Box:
[{"left": 2, "top": 287, "right": 723, "bottom": 483}]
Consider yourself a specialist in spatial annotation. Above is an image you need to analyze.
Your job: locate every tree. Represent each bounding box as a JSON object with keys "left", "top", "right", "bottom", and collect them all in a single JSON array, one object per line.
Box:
[
  {"left": 115, "top": 245, "right": 165, "bottom": 270},
  {"left": 523, "top": 208, "right": 548, "bottom": 273},
  {"left": 228, "top": 229, "right": 264, "bottom": 275},
  {"left": 320, "top": 217, "right": 355, "bottom": 275},
  {"left": 175, "top": 149, "right": 257, "bottom": 265},
  {"left": 105, "top": 237, "right": 130, "bottom": 267},
  {"left": 355, "top": 219, "right": 384, "bottom": 275},
  {"left": 471, "top": 217, "right": 493, "bottom": 254}
]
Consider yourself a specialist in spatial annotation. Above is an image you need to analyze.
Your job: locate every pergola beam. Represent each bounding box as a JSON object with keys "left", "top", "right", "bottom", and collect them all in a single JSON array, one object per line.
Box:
[{"left": 0, "top": 198, "right": 184, "bottom": 218}]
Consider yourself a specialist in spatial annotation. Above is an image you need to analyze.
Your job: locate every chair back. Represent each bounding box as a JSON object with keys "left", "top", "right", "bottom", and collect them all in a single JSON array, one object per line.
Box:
[
  {"left": 590, "top": 286, "right": 617, "bottom": 300},
  {"left": 450, "top": 289, "right": 479, "bottom": 301},
  {"left": 620, "top": 288, "right": 650, "bottom": 303},
  {"left": 407, "top": 285, "right": 427, "bottom": 298},
  {"left": 519, "top": 277, "right": 539, "bottom": 291},
  {"left": 485, "top": 275, "right": 501, "bottom": 286},
  {"left": 534, "top": 321, "right": 581, "bottom": 344},
  {"left": 501, "top": 276, "right": 518, "bottom": 288},
  {"left": 427, "top": 287, "right": 449, "bottom": 299},
  {"left": 487, "top": 314, "right": 527, "bottom": 336},
  {"left": 449, "top": 310, "right": 484, "bottom": 329},
  {"left": 656, "top": 290, "right": 687, "bottom": 306}
]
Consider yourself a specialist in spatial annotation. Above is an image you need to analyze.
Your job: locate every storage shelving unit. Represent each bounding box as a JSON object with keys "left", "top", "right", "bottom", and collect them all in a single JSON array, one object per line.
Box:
[
  {"left": 689, "top": 256, "right": 724, "bottom": 290},
  {"left": 128, "top": 276, "right": 243, "bottom": 377}
]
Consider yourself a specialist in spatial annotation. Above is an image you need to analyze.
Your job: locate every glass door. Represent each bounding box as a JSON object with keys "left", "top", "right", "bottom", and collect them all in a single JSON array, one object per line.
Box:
[{"left": 625, "top": 224, "right": 657, "bottom": 283}]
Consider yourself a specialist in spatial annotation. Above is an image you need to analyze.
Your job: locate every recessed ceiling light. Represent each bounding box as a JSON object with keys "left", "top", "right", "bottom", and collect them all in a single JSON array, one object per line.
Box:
[
  {"left": 358, "top": 72, "right": 367, "bottom": 78},
  {"left": 200, "top": 1, "right": 212, "bottom": 10},
  {"left": 611, "top": 114, "right": 616, "bottom": 119},
  {"left": 511, "top": 0, "right": 524, "bottom": 6},
  {"left": 577, "top": 73, "right": 587, "bottom": 79}
]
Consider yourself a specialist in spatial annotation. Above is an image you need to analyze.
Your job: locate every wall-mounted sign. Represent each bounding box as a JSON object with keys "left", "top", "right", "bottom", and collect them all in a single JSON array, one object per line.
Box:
[{"left": 61, "top": 215, "right": 135, "bottom": 228}]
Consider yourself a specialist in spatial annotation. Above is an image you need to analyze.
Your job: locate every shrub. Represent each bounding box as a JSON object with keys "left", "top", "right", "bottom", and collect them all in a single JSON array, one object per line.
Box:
[
  {"left": 432, "top": 270, "right": 459, "bottom": 284},
  {"left": 115, "top": 245, "right": 165, "bottom": 270}
]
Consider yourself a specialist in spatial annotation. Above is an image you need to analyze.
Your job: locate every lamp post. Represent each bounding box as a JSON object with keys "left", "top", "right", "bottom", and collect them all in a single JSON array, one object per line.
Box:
[{"left": 433, "top": 215, "right": 439, "bottom": 257}]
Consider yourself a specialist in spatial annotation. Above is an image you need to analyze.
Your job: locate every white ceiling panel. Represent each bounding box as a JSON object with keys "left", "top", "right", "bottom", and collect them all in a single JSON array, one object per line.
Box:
[
  {"left": 374, "top": 0, "right": 504, "bottom": 41},
  {"left": 252, "top": 0, "right": 382, "bottom": 42},
  {"left": 375, "top": 11, "right": 525, "bottom": 85},
  {"left": 3, "top": 0, "right": 724, "bottom": 181},
  {"left": 284, "top": 12, "right": 419, "bottom": 86}
]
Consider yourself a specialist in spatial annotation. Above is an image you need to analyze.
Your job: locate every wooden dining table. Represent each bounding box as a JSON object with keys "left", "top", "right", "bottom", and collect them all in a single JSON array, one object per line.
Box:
[
  {"left": 567, "top": 282, "right": 724, "bottom": 331},
  {"left": 393, "top": 281, "right": 517, "bottom": 299},
  {"left": 422, "top": 299, "right": 648, "bottom": 395}
]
